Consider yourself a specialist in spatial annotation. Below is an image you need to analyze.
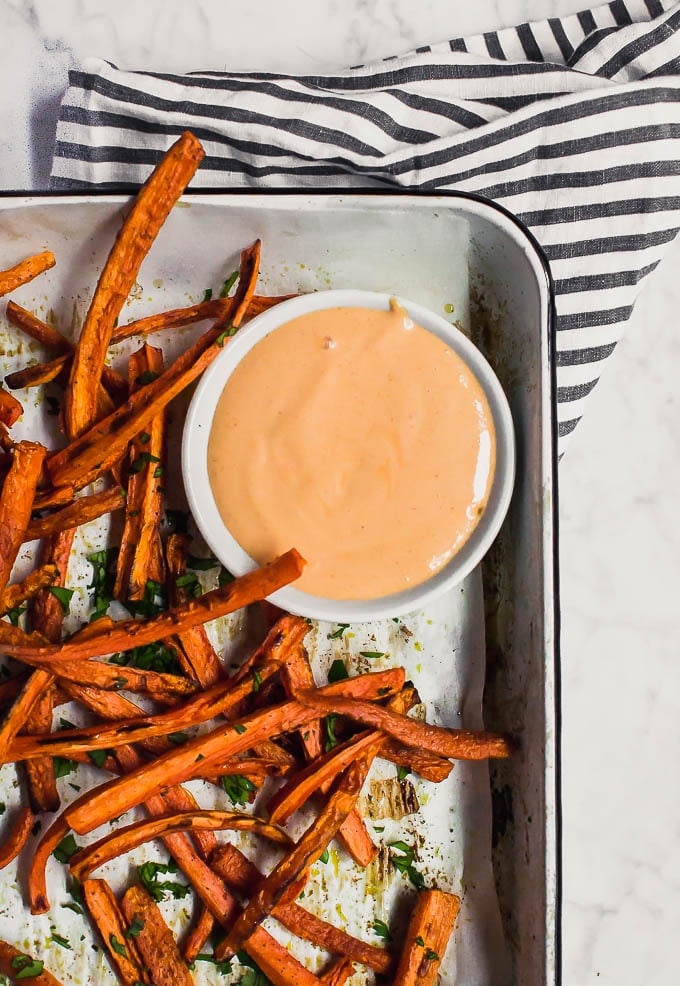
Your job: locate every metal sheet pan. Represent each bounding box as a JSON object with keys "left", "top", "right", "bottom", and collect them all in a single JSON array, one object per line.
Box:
[{"left": 0, "top": 192, "right": 558, "bottom": 986}]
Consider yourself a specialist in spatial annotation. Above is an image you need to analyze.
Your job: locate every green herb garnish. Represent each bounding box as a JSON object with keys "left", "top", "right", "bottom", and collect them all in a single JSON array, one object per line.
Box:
[
  {"left": 220, "top": 774, "right": 256, "bottom": 806},
  {"left": 327, "top": 659, "right": 349, "bottom": 683},
  {"left": 327, "top": 623, "right": 350, "bottom": 639}
]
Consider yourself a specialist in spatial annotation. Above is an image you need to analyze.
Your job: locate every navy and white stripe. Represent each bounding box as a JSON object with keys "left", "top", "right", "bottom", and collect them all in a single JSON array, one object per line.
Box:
[{"left": 50, "top": 0, "right": 680, "bottom": 454}]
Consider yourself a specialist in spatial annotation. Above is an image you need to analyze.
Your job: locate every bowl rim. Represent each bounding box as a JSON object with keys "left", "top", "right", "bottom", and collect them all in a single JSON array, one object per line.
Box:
[{"left": 182, "top": 288, "right": 515, "bottom": 622}]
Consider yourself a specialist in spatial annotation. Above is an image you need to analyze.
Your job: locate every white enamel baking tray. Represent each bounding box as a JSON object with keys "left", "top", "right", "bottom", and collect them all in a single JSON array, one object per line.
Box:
[{"left": 0, "top": 192, "right": 558, "bottom": 986}]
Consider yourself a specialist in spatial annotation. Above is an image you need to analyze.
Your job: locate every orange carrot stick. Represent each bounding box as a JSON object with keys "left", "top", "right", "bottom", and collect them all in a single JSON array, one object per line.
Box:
[
  {"left": 0, "top": 387, "right": 22, "bottom": 428},
  {"left": 0, "top": 939, "right": 63, "bottom": 986},
  {"left": 0, "top": 547, "right": 304, "bottom": 663},
  {"left": 0, "top": 564, "right": 59, "bottom": 614},
  {"left": 182, "top": 906, "right": 215, "bottom": 964},
  {"left": 82, "top": 878, "right": 149, "bottom": 986},
  {"left": 298, "top": 693, "right": 514, "bottom": 761},
  {"left": 0, "top": 806, "right": 34, "bottom": 869},
  {"left": 121, "top": 884, "right": 193, "bottom": 986},
  {"left": 65, "top": 132, "right": 204, "bottom": 439},
  {"left": 165, "top": 533, "right": 222, "bottom": 687},
  {"left": 49, "top": 238, "right": 260, "bottom": 489},
  {"left": 0, "top": 251, "right": 55, "bottom": 297},
  {"left": 70, "top": 810, "right": 290, "bottom": 881},
  {"left": 393, "top": 888, "right": 461, "bottom": 985},
  {"left": 0, "top": 441, "right": 46, "bottom": 588},
  {"left": 25, "top": 486, "right": 125, "bottom": 541}
]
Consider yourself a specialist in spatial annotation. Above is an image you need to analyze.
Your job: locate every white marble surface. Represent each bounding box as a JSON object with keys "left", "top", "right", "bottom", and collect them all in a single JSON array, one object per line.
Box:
[{"left": 0, "top": 1, "right": 678, "bottom": 983}]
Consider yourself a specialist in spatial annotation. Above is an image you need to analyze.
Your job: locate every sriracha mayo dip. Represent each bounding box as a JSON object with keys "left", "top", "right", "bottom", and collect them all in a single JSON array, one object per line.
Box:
[{"left": 207, "top": 300, "right": 496, "bottom": 600}]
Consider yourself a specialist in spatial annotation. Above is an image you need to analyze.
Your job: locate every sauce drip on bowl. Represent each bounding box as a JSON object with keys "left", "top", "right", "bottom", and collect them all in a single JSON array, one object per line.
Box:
[{"left": 207, "top": 301, "right": 496, "bottom": 600}]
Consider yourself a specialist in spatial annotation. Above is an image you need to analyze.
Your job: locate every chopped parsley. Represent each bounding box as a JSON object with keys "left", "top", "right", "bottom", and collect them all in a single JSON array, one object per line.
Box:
[
  {"left": 87, "top": 547, "right": 118, "bottom": 622},
  {"left": 5, "top": 604, "right": 26, "bottom": 626},
  {"left": 47, "top": 586, "right": 75, "bottom": 613},
  {"left": 359, "top": 650, "right": 386, "bottom": 660},
  {"left": 174, "top": 572, "right": 202, "bottom": 598},
  {"left": 397, "top": 766, "right": 411, "bottom": 782},
  {"left": 136, "top": 860, "right": 190, "bottom": 903},
  {"left": 219, "top": 271, "right": 239, "bottom": 298},
  {"left": 187, "top": 554, "right": 219, "bottom": 571},
  {"left": 220, "top": 774, "right": 256, "bottom": 806},
  {"left": 109, "top": 640, "right": 179, "bottom": 675},
  {"left": 389, "top": 841, "right": 426, "bottom": 890},
  {"left": 324, "top": 714, "right": 339, "bottom": 752},
  {"left": 216, "top": 326, "right": 238, "bottom": 347},
  {"left": 191, "top": 952, "right": 233, "bottom": 975},
  {"left": 232, "top": 724, "right": 247, "bottom": 735},
  {"left": 372, "top": 919, "right": 391, "bottom": 941},
  {"left": 327, "top": 623, "right": 350, "bottom": 640},
  {"left": 202, "top": 288, "right": 213, "bottom": 302},
  {"left": 87, "top": 748, "right": 113, "bottom": 769},
  {"left": 135, "top": 369, "right": 160, "bottom": 387},
  {"left": 129, "top": 451, "right": 160, "bottom": 474},
  {"left": 50, "top": 928, "right": 71, "bottom": 950},
  {"left": 327, "top": 659, "right": 348, "bottom": 683},
  {"left": 53, "top": 833, "right": 81, "bottom": 864},
  {"left": 318, "top": 849, "right": 329, "bottom": 864},
  {"left": 252, "top": 669, "right": 262, "bottom": 692},
  {"left": 109, "top": 935, "right": 127, "bottom": 957},
  {"left": 124, "top": 917, "right": 144, "bottom": 939},
  {"left": 11, "top": 955, "right": 44, "bottom": 979},
  {"left": 52, "top": 757, "right": 78, "bottom": 779}
]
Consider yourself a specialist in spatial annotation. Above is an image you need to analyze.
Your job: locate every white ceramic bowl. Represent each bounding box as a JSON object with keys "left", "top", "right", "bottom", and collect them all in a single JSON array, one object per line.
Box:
[{"left": 182, "top": 289, "right": 515, "bottom": 622}]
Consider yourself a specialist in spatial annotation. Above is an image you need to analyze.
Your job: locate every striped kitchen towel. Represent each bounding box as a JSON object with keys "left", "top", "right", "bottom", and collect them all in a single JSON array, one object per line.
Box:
[{"left": 50, "top": 0, "right": 680, "bottom": 454}]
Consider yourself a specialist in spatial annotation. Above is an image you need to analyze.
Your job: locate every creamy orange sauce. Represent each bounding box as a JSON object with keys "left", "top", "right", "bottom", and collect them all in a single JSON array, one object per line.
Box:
[{"left": 207, "top": 302, "right": 496, "bottom": 599}]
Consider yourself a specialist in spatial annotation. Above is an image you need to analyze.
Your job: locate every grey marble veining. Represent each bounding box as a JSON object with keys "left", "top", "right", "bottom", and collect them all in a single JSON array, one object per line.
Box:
[{"left": 0, "top": 1, "right": 678, "bottom": 983}]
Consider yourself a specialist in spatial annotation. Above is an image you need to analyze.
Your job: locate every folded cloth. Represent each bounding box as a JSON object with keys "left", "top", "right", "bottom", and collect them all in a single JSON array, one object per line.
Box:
[{"left": 50, "top": 0, "right": 680, "bottom": 455}]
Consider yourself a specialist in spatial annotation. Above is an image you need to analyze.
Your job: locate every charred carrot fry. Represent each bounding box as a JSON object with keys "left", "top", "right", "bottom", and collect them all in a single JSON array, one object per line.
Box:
[
  {"left": 217, "top": 747, "right": 382, "bottom": 960},
  {"left": 82, "top": 878, "right": 149, "bottom": 986},
  {"left": 393, "top": 888, "right": 461, "bottom": 985},
  {"left": 0, "top": 939, "right": 63, "bottom": 985},
  {"left": 0, "top": 441, "right": 46, "bottom": 587},
  {"left": 64, "top": 670, "right": 404, "bottom": 836},
  {"left": 54, "top": 659, "right": 197, "bottom": 700},
  {"left": 0, "top": 387, "right": 22, "bottom": 428},
  {"left": 210, "top": 843, "right": 393, "bottom": 975},
  {"left": 4, "top": 357, "right": 68, "bottom": 390},
  {"left": 25, "top": 486, "right": 125, "bottom": 541},
  {"left": 47, "top": 239, "right": 261, "bottom": 489},
  {"left": 65, "top": 132, "right": 204, "bottom": 439},
  {"left": 0, "top": 806, "right": 34, "bottom": 869},
  {"left": 0, "top": 563, "right": 59, "bottom": 614},
  {"left": 0, "top": 250, "right": 55, "bottom": 297},
  {"left": 165, "top": 533, "right": 222, "bottom": 687},
  {"left": 70, "top": 810, "right": 291, "bottom": 881},
  {"left": 121, "top": 884, "right": 193, "bottom": 986},
  {"left": 0, "top": 547, "right": 304, "bottom": 663},
  {"left": 380, "top": 740, "right": 454, "bottom": 783},
  {"left": 0, "top": 674, "right": 29, "bottom": 708},
  {"left": 298, "top": 694, "right": 514, "bottom": 761},
  {"left": 114, "top": 344, "right": 166, "bottom": 601},
  {"left": 7, "top": 664, "right": 283, "bottom": 765}
]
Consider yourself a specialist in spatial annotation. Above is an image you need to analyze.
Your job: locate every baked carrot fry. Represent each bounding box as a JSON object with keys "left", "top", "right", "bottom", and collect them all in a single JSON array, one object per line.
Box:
[
  {"left": 210, "top": 843, "right": 393, "bottom": 975},
  {"left": 183, "top": 906, "right": 215, "bottom": 964},
  {"left": 111, "top": 292, "right": 295, "bottom": 343},
  {"left": 0, "top": 441, "right": 46, "bottom": 587},
  {"left": 380, "top": 740, "right": 454, "bottom": 783},
  {"left": 393, "top": 888, "right": 461, "bottom": 985},
  {"left": 23, "top": 530, "right": 75, "bottom": 813},
  {"left": 0, "top": 250, "right": 55, "bottom": 297},
  {"left": 64, "top": 670, "right": 405, "bottom": 835},
  {"left": 31, "top": 485, "right": 79, "bottom": 512},
  {"left": 0, "top": 563, "right": 59, "bottom": 614},
  {"left": 47, "top": 238, "right": 261, "bottom": 489},
  {"left": 114, "top": 344, "right": 166, "bottom": 601},
  {"left": 0, "top": 387, "right": 22, "bottom": 428},
  {"left": 54, "top": 659, "right": 197, "bottom": 699},
  {"left": 165, "top": 533, "right": 222, "bottom": 687},
  {"left": 25, "top": 486, "right": 125, "bottom": 541},
  {"left": 268, "top": 730, "right": 378, "bottom": 825},
  {"left": 0, "top": 939, "right": 63, "bottom": 986},
  {"left": 0, "top": 666, "right": 59, "bottom": 766},
  {"left": 0, "top": 806, "right": 34, "bottom": 869},
  {"left": 121, "top": 884, "right": 193, "bottom": 986},
  {"left": 281, "top": 642, "right": 322, "bottom": 759},
  {"left": 70, "top": 810, "right": 291, "bottom": 881},
  {"left": 29, "top": 814, "right": 69, "bottom": 913},
  {"left": 244, "top": 932, "right": 321, "bottom": 986},
  {"left": 65, "top": 131, "right": 204, "bottom": 439},
  {"left": 5, "top": 300, "right": 72, "bottom": 353},
  {"left": 7, "top": 661, "right": 284, "bottom": 764},
  {"left": 217, "top": 747, "right": 382, "bottom": 960},
  {"left": 297, "top": 694, "right": 514, "bottom": 761},
  {"left": 4, "top": 294, "right": 293, "bottom": 391},
  {"left": 82, "top": 878, "right": 148, "bottom": 986},
  {"left": 0, "top": 547, "right": 304, "bottom": 663}
]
